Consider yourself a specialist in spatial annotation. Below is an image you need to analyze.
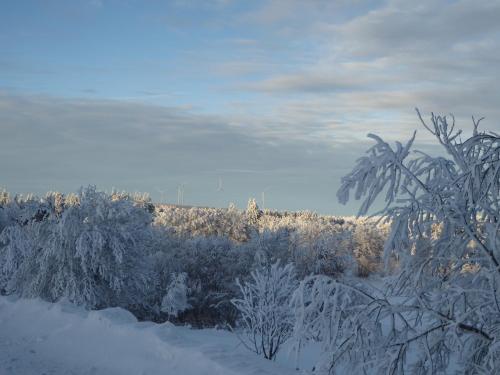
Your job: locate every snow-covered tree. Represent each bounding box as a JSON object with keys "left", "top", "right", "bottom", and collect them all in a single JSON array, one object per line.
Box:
[
  {"left": 232, "top": 261, "right": 297, "bottom": 360},
  {"left": 0, "top": 223, "right": 37, "bottom": 294},
  {"left": 0, "top": 189, "right": 8, "bottom": 204},
  {"left": 246, "top": 198, "right": 261, "bottom": 226},
  {"left": 292, "top": 110, "right": 500, "bottom": 373},
  {"left": 0, "top": 186, "right": 155, "bottom": 311},
  {"left": 161, "top": 272, "right": 191, "bottom": 319},
  {"left": 291, "top": 275, "right": 378, "bottom": 373},
  {"left": 0, "top": 190, "right": 10, "bottom": 234},
  {"left": 352, "top": 218, "right": 386, "bottom": 276}
]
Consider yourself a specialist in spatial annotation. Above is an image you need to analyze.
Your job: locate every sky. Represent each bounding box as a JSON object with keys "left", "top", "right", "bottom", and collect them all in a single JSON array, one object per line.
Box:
[{"left": 1, "top": 0, "right": 500, "bottom": 215}]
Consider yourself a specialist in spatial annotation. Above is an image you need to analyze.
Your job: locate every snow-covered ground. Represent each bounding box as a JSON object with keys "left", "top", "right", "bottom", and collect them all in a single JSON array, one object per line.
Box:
[{"left": 0, "top": 296, "right": 316, "bottom": 375}]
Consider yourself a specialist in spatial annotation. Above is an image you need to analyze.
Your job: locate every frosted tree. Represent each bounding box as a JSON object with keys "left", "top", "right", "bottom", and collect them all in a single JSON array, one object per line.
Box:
[
  {"left": 246, "top": 198, "right": 261, "bottom": 226},
  {"left": 0, "top": 190, "right": 10, "bottom": 234},
  {"left": 232, "top": 261, "right": 297, "bottom": 360},
  {"left": 0, "top": 194, "right": 53, "bottom": 294},
  {"left": 0, "top": 223, "right": 38, "bottom": 294},
  {"left": 0, "top": 186, "right": 155, "bottom": 311},
  {"left": 161, "top": 272, "right": 191, "bottom": 319},
  {"left": 0, "top": 188, "right": 9, "bottom": 206},
  {"left": 352, "top": 219, "right": 386, "bottom": 276},
  {"left": 290, "top": 275, "right": 379, "bottom": 373},
  {"left": 249, "top": 229, "right": 291, "bottom": 270},
  {"left": 44, "top": 191, "right": 66, "bottom": 216},
  {"left": 292, "top": 110, "right": 500, "bottom": 373},
  {"left": 224, "top": 203, "right": 250, "bottom": 242}
]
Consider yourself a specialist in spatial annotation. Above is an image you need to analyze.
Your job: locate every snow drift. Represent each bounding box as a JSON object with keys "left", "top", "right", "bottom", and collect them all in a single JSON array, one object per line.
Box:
[{"left": 0, "top": 296, "right": 300, "bottom": 375}]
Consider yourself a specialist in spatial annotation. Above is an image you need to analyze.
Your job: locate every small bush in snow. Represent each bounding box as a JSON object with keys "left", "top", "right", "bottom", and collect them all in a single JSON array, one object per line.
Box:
[
  {"left": 231, "top": 261, "right": 297, "bottom": 360},
  {"left": 161, "top": 272, "right": 191, "bottom": 319}
]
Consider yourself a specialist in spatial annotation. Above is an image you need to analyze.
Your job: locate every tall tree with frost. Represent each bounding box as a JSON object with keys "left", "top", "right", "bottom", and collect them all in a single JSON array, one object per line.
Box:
[
  {"left": 246, "top": 198, "right": 261, "bottom": 226},
  {"left": 0, "top": 224, "right": 36, "bottom": 294},
  {"left": 293, "top": 110, "right": 500, "bottom": 374}
]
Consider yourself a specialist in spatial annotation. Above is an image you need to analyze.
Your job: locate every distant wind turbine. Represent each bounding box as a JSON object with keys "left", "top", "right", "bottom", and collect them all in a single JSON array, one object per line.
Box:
[
  {"left": 177, "top": 183, "right": 186, "bottom": 205},
  {"left": 217, "top": 177, "right": 224, "bottom": 192},
  {"left": 261, "top": 186, "right": 271, "bottom": 210},
  {"left": 155, "top": 187, "right": 166, "bottom": 203}
]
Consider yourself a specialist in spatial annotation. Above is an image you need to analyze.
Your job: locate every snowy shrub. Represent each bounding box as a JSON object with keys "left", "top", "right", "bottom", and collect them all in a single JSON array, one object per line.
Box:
[
  {"left": 161, "top": 272, "right": 191, "bottom": 319},
  {"left": 178, "top": 236, "right": 255, "bottom": 326},
  {"left": 232, "top": 261, "right": 297, "bottom": 360},
  {"left": 292, "top": 110, "right": 500, "bottom": 373},
  {"left": 249, "top": 228, "right": 292, "bottom": 269}
]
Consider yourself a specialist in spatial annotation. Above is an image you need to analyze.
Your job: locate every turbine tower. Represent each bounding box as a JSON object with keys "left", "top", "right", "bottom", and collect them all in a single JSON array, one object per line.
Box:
[
  {"left": 261, "top": 186, "right": 271, "bottom": 210},
  {"left": 177, "top": 183, "right": 186, "bottom": 205},
  {"left": 155, "top": 187, "right": 166, "bottom": 203},
  {"left": 217, "top": 177, "right": 224, "bottom": 192}
]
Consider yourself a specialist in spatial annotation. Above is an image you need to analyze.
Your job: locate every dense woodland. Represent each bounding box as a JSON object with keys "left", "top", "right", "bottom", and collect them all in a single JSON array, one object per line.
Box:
[{"left": 0, "top": 188, "right": 387, "bottom": 326}]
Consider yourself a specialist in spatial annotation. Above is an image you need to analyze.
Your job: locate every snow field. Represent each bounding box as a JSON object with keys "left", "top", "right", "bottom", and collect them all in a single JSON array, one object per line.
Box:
[{"left": 0, "top": 296, "right": 306, "bottom": 375}]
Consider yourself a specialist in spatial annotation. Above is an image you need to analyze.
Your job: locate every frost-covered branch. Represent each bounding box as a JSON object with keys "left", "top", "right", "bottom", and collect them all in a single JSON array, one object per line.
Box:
[{"left": 296, "top": 110, "right": 500, "bottom": 373}]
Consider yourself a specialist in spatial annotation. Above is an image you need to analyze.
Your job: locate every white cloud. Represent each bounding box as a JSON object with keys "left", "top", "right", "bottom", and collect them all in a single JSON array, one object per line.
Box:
[
  {"left": 3, "top": 0, "right": 499, "bottom": 213},
  {"left": 0, "top": 92, "right": 371, "bottom": 213},
  {"left": 232, "top": 0, "right": 500, "bottom": 143}
]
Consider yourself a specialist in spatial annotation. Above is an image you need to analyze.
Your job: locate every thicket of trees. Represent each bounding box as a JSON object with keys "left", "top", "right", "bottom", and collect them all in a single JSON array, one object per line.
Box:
[{"left": 0, "top": 185, "right": 387, "bottom": 327}]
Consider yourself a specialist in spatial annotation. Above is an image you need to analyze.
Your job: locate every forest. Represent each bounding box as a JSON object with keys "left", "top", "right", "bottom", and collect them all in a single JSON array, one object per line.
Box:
[{"left": 0, "top": 186, "right": 388, "bottom": 326}]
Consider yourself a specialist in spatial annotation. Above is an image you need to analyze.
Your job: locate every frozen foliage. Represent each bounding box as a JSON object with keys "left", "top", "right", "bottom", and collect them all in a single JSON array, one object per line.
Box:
[
  {"left": 0, "top": 224, "right": 35, "bottom": 293},
  {"left": 152, "top": 235, "right": 255, "bottom": 326},
  {"left": 161, "top": 272, "right": 191, "bottom": 318},
  {"left": 291, "top": 275, "right": 378, "bottom": 373},
  {"left": 154, "top": 203, "right": 388, "bottom": 279},
  {"left": 293, "top": 110, "right": 500, "bottom": 374},
  {"left": 246, "top": 198, "right": 262, "bottom": 226},
  {"left": 232, "top": 262, "right": 297, "bottom": 360},
  {"left": 154, "top": 204, "right": 250, "bottom": 243},
  {"left": 151, "top": 202, "right": 387, "bottom": 326},
  {"left": 0, "top": 185, "right": 387, "bottom": 327},
  {"left": 0, "top": 186, "right": 154, "bottom": 310},
  {"left": 353, "top": 220, "right": 385, "bottom": 276}
]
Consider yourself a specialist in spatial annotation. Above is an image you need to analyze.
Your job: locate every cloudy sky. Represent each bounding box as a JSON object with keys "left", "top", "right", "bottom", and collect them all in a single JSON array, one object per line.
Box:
[{"left": 1, "top": 0, "right": 499, "bottom": 214}]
